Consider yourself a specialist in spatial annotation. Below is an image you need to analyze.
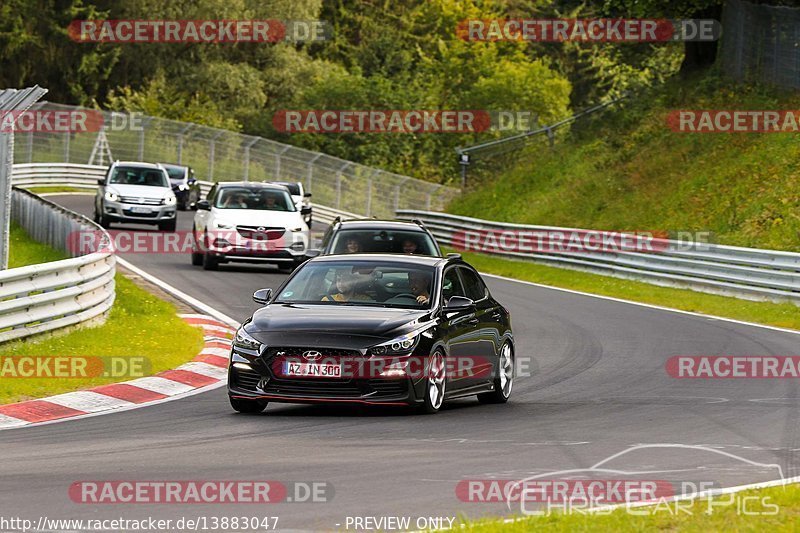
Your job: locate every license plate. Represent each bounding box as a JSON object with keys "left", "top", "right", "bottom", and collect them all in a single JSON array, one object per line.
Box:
[
  {"left": 283, "top": 361, "right": 342, "bottom": 378},
  {"left": 131, "top": 206, "right": 152, "bottom": 214}
]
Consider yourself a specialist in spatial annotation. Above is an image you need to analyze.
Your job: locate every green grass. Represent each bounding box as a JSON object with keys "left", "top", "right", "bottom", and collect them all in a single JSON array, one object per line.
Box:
[
  {"left": 449, "top": 73, "right": 800, "bottom": 252},
  {"left": 25, "top": 186, "right": 92, "bottom": 194},
  {"left": 7, "top": 222, "right": 68, "bottom": 267},
  {"left": 456, "top": 249, "right": 800, "bottom": 331},
  {"left": 1, "top": 223, "right": 204, "bottom": 404},
  {"left": 462, "top": 484, "right": 800, "bottom": 532}
]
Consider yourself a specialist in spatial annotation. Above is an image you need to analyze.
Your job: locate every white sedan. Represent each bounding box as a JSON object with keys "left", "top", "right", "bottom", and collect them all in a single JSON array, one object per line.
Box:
[{"left": 191, "top": 182, "right": 310, "bottom": 271}]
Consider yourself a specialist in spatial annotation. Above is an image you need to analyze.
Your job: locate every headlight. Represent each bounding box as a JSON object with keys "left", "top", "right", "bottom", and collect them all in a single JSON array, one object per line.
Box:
[
  {"left": 164, "top": 195, "right": 177, "bottom": 206},
  {"left": 104, "top": 191, "right": 118, "bottom": 202},
  {"left": 178, "top": 184, "right": 190, "bottom": 191},
  {"left": 233, "top": 327, "right": 262, "bottom": 351},
  {"left": 369, "top": 333, "right": 419, "bottom": 356},
  {"left": 214, "top": 220, "right": 234, "bottom": 229}
]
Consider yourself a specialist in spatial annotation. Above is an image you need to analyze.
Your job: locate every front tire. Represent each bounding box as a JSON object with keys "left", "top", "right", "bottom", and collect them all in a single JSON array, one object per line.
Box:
[
  {"left": 421, "top": 351, "right": 446, "bottom": 414},
  {"left": 159, "top": 218, "right": 177, "bottom": 232},
  {"left": 229, "top": 397, "right": 268, "bottom": 413},
  {"left": 478, "top": 342, "right": 514, "bottom": 404},
  {"left": 203, "top": 251, "right": 219, "bottom": 271}
]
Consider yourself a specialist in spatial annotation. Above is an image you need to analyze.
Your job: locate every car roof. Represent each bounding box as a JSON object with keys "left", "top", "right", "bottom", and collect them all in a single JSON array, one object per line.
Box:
[
  {"left": 112, "top": 161, "right": 163, "bottom": 170},
  {"left": 309, "top": 253, "right": 451, "bottom": 268},
  {"left": 216, "top": 182, "right": 288, "bottom": 191},
  {"left": 336, "top": 219, "right": 429, "bottom": 231}
]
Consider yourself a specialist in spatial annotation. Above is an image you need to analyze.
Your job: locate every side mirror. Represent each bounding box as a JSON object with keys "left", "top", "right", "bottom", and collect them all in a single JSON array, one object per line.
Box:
[
  {"left": 253, "top": 288, "right": 272, "bottom": 305},
  {"left": 306, "top": 249, "right": 321, "bottom": 258},
  {"left": 444, "top": 296, "right": 475, "bottom": 312},
  {"left": 97, "top": 179, "right": 105, "bottom": 186},
  {"left": 301, "top": 206, "right": 312, "bottom": 215},
  {"left": 196, "top": 200, "right": 211, "bottom": 211},
  {"left": 304, "top": 192, "right": 312, "bottom": 198}
]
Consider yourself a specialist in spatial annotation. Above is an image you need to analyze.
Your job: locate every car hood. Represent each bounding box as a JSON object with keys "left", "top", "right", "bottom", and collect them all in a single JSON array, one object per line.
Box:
[
  {"left": 246, "top": 304, "right": 430, "bottom": 348},
  {"left": 107, "top": 184, "right": 173, "bottom": 199},
  {"left": 211, "top": 208, "right": 305, "bottom": 227}
]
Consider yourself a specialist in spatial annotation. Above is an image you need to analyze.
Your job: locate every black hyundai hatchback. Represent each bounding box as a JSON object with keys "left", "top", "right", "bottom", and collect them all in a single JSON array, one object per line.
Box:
[{"left": 228, "top": 254, "right": 514, "bottom": 414}]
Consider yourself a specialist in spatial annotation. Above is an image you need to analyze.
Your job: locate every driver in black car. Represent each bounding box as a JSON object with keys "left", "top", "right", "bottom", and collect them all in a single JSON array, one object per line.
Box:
[{"left": 408, "top": 270, "right": 431, "bottom": 306}]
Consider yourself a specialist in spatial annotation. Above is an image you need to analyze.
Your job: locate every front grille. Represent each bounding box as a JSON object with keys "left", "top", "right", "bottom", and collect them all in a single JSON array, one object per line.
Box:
[
  {"left": 231, "top": 366, "right": 262, "bottom": 392},
  {"left": 236, "top": 226, "right": 285, "bottom": 240},
  {"left": 119, "top": 196, "right": 163, "bottom": 205},
  {"left": 264, "top": 347, "right": 361, "bottom": 359}
]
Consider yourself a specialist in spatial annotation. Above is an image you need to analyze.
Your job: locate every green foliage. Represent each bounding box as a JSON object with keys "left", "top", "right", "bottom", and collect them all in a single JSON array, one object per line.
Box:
[{"left": 450, "top": 72, "right": 800, "bottom": 252}]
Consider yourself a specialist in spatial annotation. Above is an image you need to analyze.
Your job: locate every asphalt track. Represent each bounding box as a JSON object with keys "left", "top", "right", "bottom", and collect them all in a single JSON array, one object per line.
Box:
[{"left": 2, "top": 194, "right": 800, "bottom": 531}]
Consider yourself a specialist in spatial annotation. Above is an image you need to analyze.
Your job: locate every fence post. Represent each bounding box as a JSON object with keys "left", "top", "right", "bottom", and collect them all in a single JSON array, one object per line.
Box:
[
  {"left": 336, "top": 173, "right": 342, "bottom": 209},
  {"left": 394, "top": 185, "right": 401, "bottom": 214},
  {"left": 275, "top": 146, "right": 290, "bottom": 180},
  {"left": 27, "top": 130, "right": 33, "bottom": 163},
  {"left": 64, "top": 132, "right": 70, "bottom": 163},
  {"left": 138, "top": 127, "right": 145, "bottom": 160},
  {"left": 307, "top": 154, "right": 321, "bottom": 191},
  {"left": 242, "top": 137, "right": 258, "bottom": 182},
  {"left": 365, "top": 178, "right": 372, "bottom": 217},
  {"left": 176, "top": 124, "right": 192, "bottom": 165}
]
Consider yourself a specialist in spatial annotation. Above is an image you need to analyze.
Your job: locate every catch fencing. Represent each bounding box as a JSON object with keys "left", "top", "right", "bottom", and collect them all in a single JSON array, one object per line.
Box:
[
  {"left": 720, "top": 0, "right": 800, "bottom": 89},
  {"left": 17, "top": 102, "right": 458, "bottom": 219}
]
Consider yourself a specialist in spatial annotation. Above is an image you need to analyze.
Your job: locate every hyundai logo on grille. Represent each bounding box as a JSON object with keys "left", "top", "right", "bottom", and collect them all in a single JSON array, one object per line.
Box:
[{"left": 303, "top": 350, "right": 322, "bottom": 360}]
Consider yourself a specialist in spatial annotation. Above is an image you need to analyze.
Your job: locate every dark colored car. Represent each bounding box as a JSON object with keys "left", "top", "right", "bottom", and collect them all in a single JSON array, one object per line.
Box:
[
  {"left": 227, "top": 254, "right": 514, "bottom": 414},
  {"left": 313, "top": 218, "right": 442, "bottom": 257},
  {"left": 161, "top": 163, "right": 201, "bottom": 210}
]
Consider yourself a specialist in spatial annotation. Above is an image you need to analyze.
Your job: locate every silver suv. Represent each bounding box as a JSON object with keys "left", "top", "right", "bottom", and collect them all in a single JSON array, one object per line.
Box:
[{"left": 94, "top": 161, "right": 178, "bottom": 231}]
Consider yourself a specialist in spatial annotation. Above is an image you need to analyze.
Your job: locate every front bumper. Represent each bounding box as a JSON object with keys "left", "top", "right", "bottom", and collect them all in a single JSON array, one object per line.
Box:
[
  {"left": 103, "top": 200, "right": 176, "bottom": 223},
  {"left": 205, "top": 229, "right": 309, "bottom": 263},
  {"left": 227, "top": 346, "right": 423, "bottom": 406}
]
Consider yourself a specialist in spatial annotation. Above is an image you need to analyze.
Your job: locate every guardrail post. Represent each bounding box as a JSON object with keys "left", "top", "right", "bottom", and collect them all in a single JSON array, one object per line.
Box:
[{"left": 545, "top": 127, "right": 555, "bottom": 148}]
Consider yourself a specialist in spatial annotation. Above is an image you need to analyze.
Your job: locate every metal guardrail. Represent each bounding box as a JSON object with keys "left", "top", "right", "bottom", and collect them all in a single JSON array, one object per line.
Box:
[
  {"left": 10, "top": 162, "right": 360, "bottom": 226},
  {"left": 397, "top": 210, "right": 800, "bottom": 305},
  {"left": 1, "top": 188, "right": 116, "bottom": 343}
]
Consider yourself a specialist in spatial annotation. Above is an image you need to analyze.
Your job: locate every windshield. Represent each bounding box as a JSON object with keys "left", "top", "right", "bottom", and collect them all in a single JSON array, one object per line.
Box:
[
  {"left": 109, "top": 166, "right": 169, "bottom": 187},
  {"left": 276, "top": 182, "right": 300, "bottom": 195},
  {"left": 214, "top": 187, "right": 296, "bottom": 211},
  {"left": 331, "top": 229, "right": 439, "bottom": 256},
  {"left": 163, "top": 165, "right": 186, "bottom": 181},
  {"left": 276, "top": 261, "right": 436, "bottom": 309}
]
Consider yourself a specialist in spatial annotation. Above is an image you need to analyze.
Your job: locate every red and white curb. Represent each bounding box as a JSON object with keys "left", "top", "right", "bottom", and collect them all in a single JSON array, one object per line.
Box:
[{"left": 0, "top": 314, "right": 236, "bottom": 430}]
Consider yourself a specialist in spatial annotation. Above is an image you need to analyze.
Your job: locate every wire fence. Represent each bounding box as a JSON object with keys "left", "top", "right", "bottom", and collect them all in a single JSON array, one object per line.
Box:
[
  {"left": 720, "top": 0, "right": 800, "bottom": 89},
  {"left": 19, "top": 102, "right": 459, "bottom": 218},
  {"left": 455, "top": 96, "right": 628, "bottom": 187}
]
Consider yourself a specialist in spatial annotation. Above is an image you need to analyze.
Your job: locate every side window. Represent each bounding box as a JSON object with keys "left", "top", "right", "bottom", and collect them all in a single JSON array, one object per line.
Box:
[
  {"left": 459, "top": 267, "right": 487, "bottom": 301},
  {"left": 441, "top": 268, "right": 466, "bottom": 302}
]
